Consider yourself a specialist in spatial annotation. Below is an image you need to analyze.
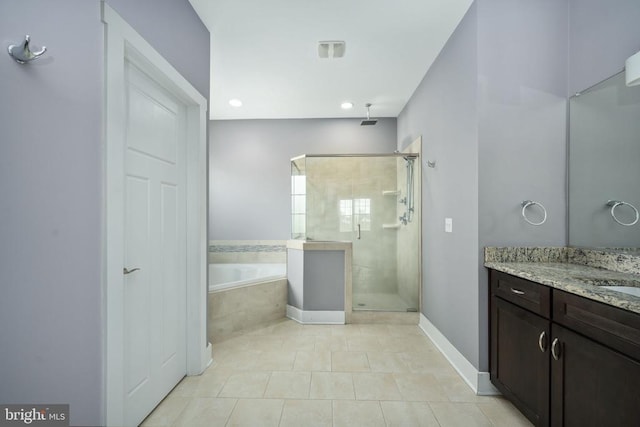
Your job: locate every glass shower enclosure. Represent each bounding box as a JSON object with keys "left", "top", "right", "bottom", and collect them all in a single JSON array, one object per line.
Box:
[{"left": 291, "top": 154, "right": 421, "bottom": 313}]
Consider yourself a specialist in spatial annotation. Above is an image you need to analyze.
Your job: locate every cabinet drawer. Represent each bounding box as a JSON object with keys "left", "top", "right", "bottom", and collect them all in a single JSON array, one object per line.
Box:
[
  {"left": 491, "top": 270, "right": 551, "bottom": 318},
  {"left": 553, "top": 289, "right": 640, "bottom": 361}
]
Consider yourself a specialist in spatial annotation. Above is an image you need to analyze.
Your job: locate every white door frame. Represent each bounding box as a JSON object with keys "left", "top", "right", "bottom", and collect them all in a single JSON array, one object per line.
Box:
[{"left": 102, "top": 4, "right": 210, "bottom": 426}]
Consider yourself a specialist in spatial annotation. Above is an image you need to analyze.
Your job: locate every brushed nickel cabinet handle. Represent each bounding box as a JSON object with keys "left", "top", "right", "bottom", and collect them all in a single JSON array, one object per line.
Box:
[
  {"left": 538, "top": 331, "right": 547, "bottom": 352},
  {"left": 123, "top": 267, "right": 141, "bottom": 275},
  {"left": 551, "top": 338, "right": 561, "bottom": 360},
  {"left": 510, "top": 288, "right": 525, "bottom": 295}
]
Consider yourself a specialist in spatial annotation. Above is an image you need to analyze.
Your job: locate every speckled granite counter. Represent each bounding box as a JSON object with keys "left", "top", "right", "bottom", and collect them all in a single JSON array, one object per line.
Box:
[{"left": 485, "top": 247, "right": 640, "bottom": 315}]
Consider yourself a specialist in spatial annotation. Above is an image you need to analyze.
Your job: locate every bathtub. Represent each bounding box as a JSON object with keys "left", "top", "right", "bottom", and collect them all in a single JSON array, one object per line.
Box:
[{"left": 208, "top": 263, "right": 287, "bottom": 292}]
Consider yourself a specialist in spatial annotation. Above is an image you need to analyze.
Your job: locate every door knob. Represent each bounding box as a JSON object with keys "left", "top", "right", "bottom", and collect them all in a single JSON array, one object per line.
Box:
[{"left": 123, "top": 267, "right": 141, "bottom": 275}]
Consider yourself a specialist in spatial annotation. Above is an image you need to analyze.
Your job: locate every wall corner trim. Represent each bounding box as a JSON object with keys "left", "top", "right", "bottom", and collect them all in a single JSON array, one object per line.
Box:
[
  {"left": 419, "top": 313, "right": 500, "bottom": 396},
  {"left": 286, "top": 305, "right": 345, "bottom": 324}
]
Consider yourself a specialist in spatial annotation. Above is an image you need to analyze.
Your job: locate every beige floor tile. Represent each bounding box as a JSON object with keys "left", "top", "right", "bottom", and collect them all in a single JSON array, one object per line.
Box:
[
  {"left": 367, "top": 352, "right": 410, "bottom": 373},
  {"left": 218, "top": 372, "right": 271, "bottom": 398},
  {"left": 142, "top": 319, "right": 533, "bottom": 427},
  {"left": 332, "top": 351, "right": 370, "bottom": 372},
  {"left": 300, "top": 324, "right": 334, "bottom": 336},
  {"left": 168, "top": 375, "right": 201, "bottom": 397},
  {"left": 263, "top": 319, "right": 303, "bottom": 336},
  {"left": 330, "top": 324, "right": 363, "bottom": 337},
  {"left": 214, "top": 349, "right": 261, "bottom": 371},
  {"left": 346, "top": 335, "right": 383, "bottom": 351},
  {"left": 353, "top": 373, "right": 402, "bottom": 400},
  {"left": 281, "top": 335, "right": 316, "bottom": 351},
  {"left": 333, "top": 400, "right": 386, "bottom": 427},
  {"left": 173, "top": 397, "right": 236, "bottom": 427},
  {"left": 252, "top": 350, "right": 296, "bottom": 371},
  {"left": 358, "top": 324, "right": 391, "bottom": 336},
  {"left": 246, "top": 336, "right": 284, "bottom": 351},
  {"left": 386, "top": 324, "right": 425, "bottom": 336},
  {"left": 140, "top": 395, "right": 190, "bottom": 426},
  {"left": 393, "top": 373, "right": 449, "bottom": 401},
  {"left": 379, "top": 335, "right": 435, "bottom": 353},
  {"left": 401, "top": 351, "right": 457, "bottom": 375},
  {"left": 309, "top": 372, "right": 355, "bottom": 399},
  {"left": 380, "top": 401, "right": 441, "bottom": 426},
  {"left": 264, "top": 371, "right": 311, "bottom": 399},
  {"left": 280, "top": 400, "right": 332, "bottom": 427},
  {"left": 293, "top": 351, "right": 331, "bottom": 371},
  {"left": 477, "top": 399, "right": 534, "bottom": 427},
  {"left": 314, "top": 335, "right": 348, "bottom": 352},
  {"left": 192, "top": 368, "right": 233, "bottom": 397},
  {"left": 435, "top": 373, "right": 494, "bottom": 403},
  {"left": 429, "top": 402, "right": 492, "bottom": 427},
  {"left": 226, "top": 398, "right": 284, "bottom": 427}
]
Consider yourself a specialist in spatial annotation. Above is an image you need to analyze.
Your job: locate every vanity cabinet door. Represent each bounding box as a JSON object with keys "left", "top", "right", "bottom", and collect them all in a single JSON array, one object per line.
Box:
[
  {"left": 491, "top": 296, "right": 550, "bottom": 426},
  {"left": 550, "top": 324, "right": 640, "bottom": 427}
]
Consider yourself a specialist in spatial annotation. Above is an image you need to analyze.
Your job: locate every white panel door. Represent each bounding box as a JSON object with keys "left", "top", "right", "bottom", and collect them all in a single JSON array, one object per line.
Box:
[{"left": 123, "top": 61, "right": 187, "bottom": 426}]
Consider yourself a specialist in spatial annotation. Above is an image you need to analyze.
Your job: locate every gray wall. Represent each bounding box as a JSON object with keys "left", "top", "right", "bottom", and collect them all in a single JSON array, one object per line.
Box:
[
  {"left": 209, "top": 118, "right": 397, "bottom": 240},
  {"left": 0, "top": 1, "right": 208, "bottom": 425},
  {"left": 397, "top": 3, "right": 480, "bottom": 367},
  {"left": 107, "top": 0, "right": 210, "bottom": 98},
  {"left": 568, "top": 0, "right": 640, "bottom": 96},
  {"left": 477, "top": 0, "right": 568, "bottom": 371},
  {"left": 398, "top": 0, "right": 568, "bottom": 371}
]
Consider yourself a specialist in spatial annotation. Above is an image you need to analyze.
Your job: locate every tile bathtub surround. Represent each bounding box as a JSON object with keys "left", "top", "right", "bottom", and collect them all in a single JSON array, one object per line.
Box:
[
  {"left": 207, "top": 279, "right": 288, "bottom": 343},
  {"left": 142, "top": 319, "right": 532, "bottom": 427},
  {"left": 209, "top": 240, "right": 287, "bottom": 264}
]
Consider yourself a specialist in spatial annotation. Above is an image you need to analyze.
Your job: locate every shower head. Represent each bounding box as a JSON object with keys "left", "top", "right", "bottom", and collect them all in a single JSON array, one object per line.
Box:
[{"left": 361, "top": 103, "right": 378, "bottom": 126}]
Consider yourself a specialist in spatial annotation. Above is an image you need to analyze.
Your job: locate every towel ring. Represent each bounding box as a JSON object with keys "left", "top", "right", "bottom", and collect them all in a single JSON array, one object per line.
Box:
[
  {"left": 521, "top": 200, "right": 547, "bottom": 226},
  {"left": 606, "top": 200, "right": 639, "bottom": 226}
]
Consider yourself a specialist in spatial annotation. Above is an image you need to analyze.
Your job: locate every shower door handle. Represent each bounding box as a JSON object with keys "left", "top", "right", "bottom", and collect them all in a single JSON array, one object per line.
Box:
[{"left": 357, "top": 224, "right": 361, "bottom": 240}]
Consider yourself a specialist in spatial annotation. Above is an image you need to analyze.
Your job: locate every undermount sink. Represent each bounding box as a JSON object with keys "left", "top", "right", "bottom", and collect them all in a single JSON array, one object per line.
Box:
[
  {"left": 602, "top": 286, "right": 640, "bottom": 297},
  {"left": 568, "top": 275, "right": 640, "bottom": 297}
]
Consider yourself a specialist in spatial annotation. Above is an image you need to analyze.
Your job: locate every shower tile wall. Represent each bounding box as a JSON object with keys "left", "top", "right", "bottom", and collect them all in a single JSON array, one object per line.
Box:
[
  {"left": 396, "top": 140, "right": 422, "bottom": 310},
  {"left": 305, "top": 157, "right": 399, "bottom": 295}
]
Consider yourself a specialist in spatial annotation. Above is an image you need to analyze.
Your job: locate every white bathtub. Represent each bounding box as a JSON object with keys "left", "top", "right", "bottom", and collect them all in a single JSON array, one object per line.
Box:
[{"left": 208, "top": 263, "right": 287, "bottom": 292}]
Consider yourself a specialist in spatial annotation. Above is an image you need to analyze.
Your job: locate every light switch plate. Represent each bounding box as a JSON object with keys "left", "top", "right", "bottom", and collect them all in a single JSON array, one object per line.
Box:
[{"left": 445, "top": 218, "right": 453, "bottom": 233}]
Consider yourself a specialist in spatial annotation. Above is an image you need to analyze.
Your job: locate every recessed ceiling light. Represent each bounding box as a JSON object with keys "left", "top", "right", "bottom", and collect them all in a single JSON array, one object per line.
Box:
[
  {"left": 229, "top": 99, "right": 243, "bottom": 107},
  {"left": 341, "top": 101, "right": 353, "bottom": 109}
]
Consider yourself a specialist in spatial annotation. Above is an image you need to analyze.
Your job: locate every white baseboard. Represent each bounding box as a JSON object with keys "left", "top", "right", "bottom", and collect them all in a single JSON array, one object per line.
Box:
[
  {"left": 286, "top": 305, "right": 345, "bottom": 324},
  {"left": 419, "top": 313, "right": 500, "bottom": 396}
]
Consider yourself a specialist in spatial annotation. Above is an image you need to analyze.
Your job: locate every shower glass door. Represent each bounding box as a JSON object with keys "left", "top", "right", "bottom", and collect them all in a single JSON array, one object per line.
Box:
[{"left": 292, "top": 154, "right": 420, "bottom": 312}]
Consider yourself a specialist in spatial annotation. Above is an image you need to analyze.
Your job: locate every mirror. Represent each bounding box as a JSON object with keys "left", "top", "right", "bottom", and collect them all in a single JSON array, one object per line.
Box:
[{"left": 569, "top": 71, "right": 640, "bottom": 249}]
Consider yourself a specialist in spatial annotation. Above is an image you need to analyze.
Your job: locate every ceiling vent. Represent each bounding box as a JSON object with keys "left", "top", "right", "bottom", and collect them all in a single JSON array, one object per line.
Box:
[{"left": 318, "top": 41, "right": 345, "bottom": 59}]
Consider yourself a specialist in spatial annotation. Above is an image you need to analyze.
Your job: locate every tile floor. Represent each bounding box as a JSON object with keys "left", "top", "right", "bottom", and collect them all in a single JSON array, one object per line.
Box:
[{"left": 141, "top": 319, "right": 532, "bottom": 427}]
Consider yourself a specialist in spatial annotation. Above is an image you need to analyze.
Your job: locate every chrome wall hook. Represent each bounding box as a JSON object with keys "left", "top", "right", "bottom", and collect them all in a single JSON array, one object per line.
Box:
[{"left": 8, "top": 35, "right": 47, "bottom": 64}]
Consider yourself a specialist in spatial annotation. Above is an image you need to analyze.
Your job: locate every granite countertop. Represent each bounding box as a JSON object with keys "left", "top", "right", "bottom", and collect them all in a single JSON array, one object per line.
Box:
[{"left": 485, "top": 247, "right": 640, "bottom": 315}]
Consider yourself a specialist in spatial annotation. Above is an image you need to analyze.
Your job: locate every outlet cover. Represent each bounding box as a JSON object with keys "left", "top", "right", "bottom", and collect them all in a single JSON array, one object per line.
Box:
[{"left": 445, "top": 218, "right": 453, "bottom": 233}]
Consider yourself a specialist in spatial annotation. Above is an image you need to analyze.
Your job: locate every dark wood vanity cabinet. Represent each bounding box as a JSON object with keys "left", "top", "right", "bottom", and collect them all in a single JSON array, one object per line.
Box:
[
  {"left": 489, "top": 270, "right": 640, "bottom": 427},
  {"left": 490, "top": 271, "right": 551, "bottom": 425}
]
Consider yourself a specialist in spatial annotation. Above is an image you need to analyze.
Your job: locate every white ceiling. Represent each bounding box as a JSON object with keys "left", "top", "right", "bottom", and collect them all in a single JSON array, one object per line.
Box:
[{"left": 189, "top": 0, "right": 473, "bottom": 120}]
